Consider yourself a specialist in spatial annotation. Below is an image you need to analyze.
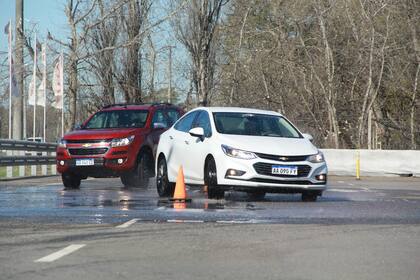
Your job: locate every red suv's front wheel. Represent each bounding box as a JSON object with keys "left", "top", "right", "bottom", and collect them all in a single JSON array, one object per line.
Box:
[{"left": 120, "top": 152, "right": 151, "bottom": 188}]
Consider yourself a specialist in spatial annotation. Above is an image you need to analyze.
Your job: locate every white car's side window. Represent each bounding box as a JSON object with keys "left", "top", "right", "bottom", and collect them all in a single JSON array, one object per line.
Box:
[{"left": 174, "top": 111, "right": 198, "bottom": 133}]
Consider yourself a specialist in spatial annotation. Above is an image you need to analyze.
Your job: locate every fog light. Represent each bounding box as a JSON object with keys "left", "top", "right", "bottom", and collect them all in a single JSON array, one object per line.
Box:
[
  {"left": 316, "top": 174, "right": 327, "bottom": 181},
  {"left": 117, "top": 158, "right": 124, "bottom": 164},
  {"left": 225, "top": 169, "right": 246, "bottom": 177},
  {"left": 59, "top": 160, "right": 65, "bottom": 166}
]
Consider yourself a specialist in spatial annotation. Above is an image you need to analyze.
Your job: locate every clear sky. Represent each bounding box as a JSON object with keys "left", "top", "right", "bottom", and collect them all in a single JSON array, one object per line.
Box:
[
  {"left": 1, "top": 0, "right": 68, "bottom": 52},
  {"left": 0, "top": 0, "right": 188, "bottom": 96}
]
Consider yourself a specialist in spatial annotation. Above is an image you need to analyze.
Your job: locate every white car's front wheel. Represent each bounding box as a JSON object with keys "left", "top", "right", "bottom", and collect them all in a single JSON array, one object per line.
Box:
[
  {"left": 156, "top": 156, "right": 175, "bottom": 197},
  {"left": 204, "top": 157, "right": 224, "bottom": 200}
]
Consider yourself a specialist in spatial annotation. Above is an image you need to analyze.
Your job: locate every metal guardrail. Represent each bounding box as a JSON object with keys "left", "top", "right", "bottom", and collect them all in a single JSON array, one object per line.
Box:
[
  {"left": 0, "top": 156, "right": 56, "bottom": 167},
  {"left": 0, "top": 139, "right": 57, "bottom": 178},
  {"left": 0, "top": 139, "right": 57, "bottom": 152}
]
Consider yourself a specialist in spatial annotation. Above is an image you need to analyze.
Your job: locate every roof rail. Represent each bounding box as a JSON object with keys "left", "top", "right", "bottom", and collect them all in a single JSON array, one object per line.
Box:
[
  {"left": 101, "top": 102, "right": 173, "bottom": 109},
  {"left": 151, "top": 102, "right": 173, "bottom": 106},
  {"left": 101, "top": 103, "right": 143, "bottom": 109}
]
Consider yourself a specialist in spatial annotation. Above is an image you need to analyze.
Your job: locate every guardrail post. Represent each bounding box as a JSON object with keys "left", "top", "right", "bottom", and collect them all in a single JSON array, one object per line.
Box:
[
  {"left": 19, "top": 151, "right": 25, "bottom": 177},
  {"left": 31, "top": 150, "right": 37, "bottom": 176},
  {"left": 41, "top": 150, "right": 47, "bottom": 176},
  {"left": 6, "top": 150, "right": 12, "bottom": 178}
]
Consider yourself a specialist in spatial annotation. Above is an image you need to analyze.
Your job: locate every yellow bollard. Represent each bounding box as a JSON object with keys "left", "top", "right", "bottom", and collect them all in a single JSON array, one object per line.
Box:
[{"left": 356, "top": 151, "right": 361, "bottom": 180}]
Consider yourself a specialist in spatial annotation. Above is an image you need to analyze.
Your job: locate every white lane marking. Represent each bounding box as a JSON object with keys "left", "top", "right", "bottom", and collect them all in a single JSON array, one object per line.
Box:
[
  {"left": 348, "top": 183, "right": 354, "bottom": 186},
  {"left": 116, "top": 219, "right": 139, "bottom": 228},
  {"left": 338, "top": 181, "right": 345, "bottom": 184},
  {"left": 216, "top": 220, "right": 251, "bottom": 224},
  {"left": 328, "top": 188, "right": 360, "bottom": 193},
  {"left": 167, "top": 220, "right": 204, "bottom": 223},
  {"left": 35, "top": 244, "right": 86, "bottom": 263}
]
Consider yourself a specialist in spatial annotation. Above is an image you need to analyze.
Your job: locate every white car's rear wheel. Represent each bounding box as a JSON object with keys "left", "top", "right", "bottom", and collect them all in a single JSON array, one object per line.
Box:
[{"left": 156, "top": 156, "right": 175, "bottom": 197}]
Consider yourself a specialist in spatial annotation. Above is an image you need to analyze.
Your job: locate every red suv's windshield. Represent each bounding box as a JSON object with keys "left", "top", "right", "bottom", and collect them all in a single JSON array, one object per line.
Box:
[{"left": 84, "top": 110, "right": 149, "bottom": 129}]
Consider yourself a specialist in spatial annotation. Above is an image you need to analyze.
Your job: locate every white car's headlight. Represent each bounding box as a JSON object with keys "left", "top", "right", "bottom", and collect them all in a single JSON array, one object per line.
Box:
[
  {"left": 221, "top": 145, "right": 257, "bottom": 160},
  {"left": 58, "top": 139, "right": 67, "bottom": 148},
  {"left": 307, "top": 151, "right": 325, "bottom": 163},
  {"left": 111, "top": 135, "right": 135, "bottom": 147}
]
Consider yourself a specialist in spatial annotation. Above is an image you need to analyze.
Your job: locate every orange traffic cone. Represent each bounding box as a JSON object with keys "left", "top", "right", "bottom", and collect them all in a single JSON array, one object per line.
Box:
[{"left": 170, "top": 166, "right": 191, "bottom": 202}]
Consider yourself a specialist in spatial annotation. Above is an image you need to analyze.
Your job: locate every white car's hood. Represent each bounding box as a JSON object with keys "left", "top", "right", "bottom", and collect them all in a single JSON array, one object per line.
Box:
[{"left": 217, "top": 134, "right": 318, "bottom": 156}]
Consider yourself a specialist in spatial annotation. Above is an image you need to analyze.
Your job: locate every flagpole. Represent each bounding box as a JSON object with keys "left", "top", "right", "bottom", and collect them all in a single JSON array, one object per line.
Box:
[
  {"left": 32, "top": 33, "right": 37, "bottom": 140},
  {"left": 8, "top": 20, "right": 12, "bottom": 139},
  {"left": 43, "top": 43, "right": 47, "bottom": 142},
  {"left": 61, "top": 52, "right": 64, "bottom": 137}
]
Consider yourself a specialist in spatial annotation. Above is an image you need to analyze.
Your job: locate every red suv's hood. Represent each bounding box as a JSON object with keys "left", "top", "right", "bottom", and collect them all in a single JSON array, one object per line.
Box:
[{"left": 63, "top": 128, "right": 142, "bottom": 140}]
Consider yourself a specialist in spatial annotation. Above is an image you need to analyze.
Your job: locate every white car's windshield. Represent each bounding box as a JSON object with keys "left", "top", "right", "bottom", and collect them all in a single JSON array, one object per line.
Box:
[
  {"left": 213, "top": 112, "right": 302, "bottom": 138},
  {"left": 84, "top": 110, "right": 148, "bottom": 129}
]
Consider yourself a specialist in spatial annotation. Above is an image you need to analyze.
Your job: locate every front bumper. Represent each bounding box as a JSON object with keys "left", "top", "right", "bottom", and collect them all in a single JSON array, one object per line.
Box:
[
  {"left": 216, "top": 154, "right": 328, "bottom": 192},
  {"left": 56, "top": 144, "right": 137, "bottom": 176}
]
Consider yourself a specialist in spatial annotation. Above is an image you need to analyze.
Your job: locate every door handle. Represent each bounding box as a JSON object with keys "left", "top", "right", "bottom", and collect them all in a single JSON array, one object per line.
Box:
[
  {"left": 184, "top": 140, "right": 189, "bottom": 145},
  {"left": 169, "top": 136, "right": 173, "bottom": 140}
]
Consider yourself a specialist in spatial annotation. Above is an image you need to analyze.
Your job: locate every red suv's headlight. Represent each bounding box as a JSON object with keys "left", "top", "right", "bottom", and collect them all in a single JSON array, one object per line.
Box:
[{"left": 110, "top": 135, "right": 135, "bottom": 147}]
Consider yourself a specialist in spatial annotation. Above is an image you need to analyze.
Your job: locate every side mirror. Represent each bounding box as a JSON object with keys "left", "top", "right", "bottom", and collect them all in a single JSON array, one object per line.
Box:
[
  {"left": 153, "top": 122, "right": 167, "bottom": 130},
  {"left": 189, "top": 127, "right": 205, "bottom": 138},
  {"left": 302, "top": 133, "right": 313, "bottom": 141}
]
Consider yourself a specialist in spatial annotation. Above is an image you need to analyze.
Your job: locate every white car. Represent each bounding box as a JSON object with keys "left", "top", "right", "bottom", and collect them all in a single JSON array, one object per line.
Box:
[{"left": 156, "top": 107, "right": 327, "bottom": 201}]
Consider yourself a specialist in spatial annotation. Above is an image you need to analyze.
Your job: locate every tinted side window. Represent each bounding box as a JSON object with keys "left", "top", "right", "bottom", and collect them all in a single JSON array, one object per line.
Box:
[
  {"left": 165, "top": 109, "right": 181, "bottom": 127},
  {"left": 174, "top": 111, "right": 198, "bottom": 133},
  {"left": 152, "top": 110, "right": 167, "bottom": 127},
  {"left": 193, "top": 111, "right": 212, "bottom": 137}
]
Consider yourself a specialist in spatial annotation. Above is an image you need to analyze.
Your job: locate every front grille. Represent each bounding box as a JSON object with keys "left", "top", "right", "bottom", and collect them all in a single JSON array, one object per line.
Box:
[
  {"left": 66, "top": 139, "right": 110, "bottom": 144},
  {"left": 68, "top": 148, "right": 108, "bottom": 156},
  {"left": 255, "top": 153, "right": 308, "bottom": 162},
  {"left": 253, "top": 162, "right": 311, "bottom": 177}
]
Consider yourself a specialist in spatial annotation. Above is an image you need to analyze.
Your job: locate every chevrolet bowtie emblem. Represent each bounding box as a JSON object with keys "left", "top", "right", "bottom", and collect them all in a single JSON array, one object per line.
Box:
[
  {"left": 82, "top": 143, "right": 92, "bottom": 148},
  {"left": 279, "top": 156, "right": 288, "bottom": 161}
]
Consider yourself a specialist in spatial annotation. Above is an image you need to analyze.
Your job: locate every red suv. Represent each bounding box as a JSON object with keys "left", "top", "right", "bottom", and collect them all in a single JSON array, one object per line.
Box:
[{"left": 56, "top": 103, "right": 183, "bottom": 189}]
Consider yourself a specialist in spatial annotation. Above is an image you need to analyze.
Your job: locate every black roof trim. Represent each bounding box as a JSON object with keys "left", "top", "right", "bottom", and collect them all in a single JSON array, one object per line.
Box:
[{"left": 101, "top": 102, "right": 174, "bottom": 109}]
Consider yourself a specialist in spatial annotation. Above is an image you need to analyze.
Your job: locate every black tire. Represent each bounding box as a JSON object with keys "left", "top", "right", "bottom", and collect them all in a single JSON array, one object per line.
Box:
[
  {"left": 247, "top": 191, "right": 266, "bottom": 201},
  {"left": 302, "top": 191, "right": 319, "bottom": 202},
  {"left": 62, "top": 173, "right": 81, "bottom": 189},
  {"left": 120, "top": 174, "right": 133, "bottom": 187},
  {"left": 121, "top": 152, "right": 151, "bottom": 188},
  {"left": 205, "top": 158, "right": 224, "bottom": 200},
  {"left": 156, "top": 156, "right": 175, "bottom": 197}
]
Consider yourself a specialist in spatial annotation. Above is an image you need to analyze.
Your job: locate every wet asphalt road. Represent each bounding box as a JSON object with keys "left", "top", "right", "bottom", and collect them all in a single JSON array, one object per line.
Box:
[
  {"left": 1, "top": 176, "right": 420, "bottom": 225},
  {"left": 1, "top": 176, "right": 420, "bottom": 280}
]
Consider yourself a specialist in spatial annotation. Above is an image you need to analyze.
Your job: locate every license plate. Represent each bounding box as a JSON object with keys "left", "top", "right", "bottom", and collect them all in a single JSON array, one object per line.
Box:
[
  {"left": 75, "top": 158, "right": 94, "bottom": 166},
  {"left": 272, "top": 165, "right": 298, "bottom": 176}
]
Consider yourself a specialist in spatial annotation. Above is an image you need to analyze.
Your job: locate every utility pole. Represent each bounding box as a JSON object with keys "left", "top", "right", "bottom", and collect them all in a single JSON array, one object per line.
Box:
[
  {"left": 14, "top": 0, "right": 24, "bottom": 140},
  {"left": 167, "top": 46, "right": 174, "bottom": 103}
]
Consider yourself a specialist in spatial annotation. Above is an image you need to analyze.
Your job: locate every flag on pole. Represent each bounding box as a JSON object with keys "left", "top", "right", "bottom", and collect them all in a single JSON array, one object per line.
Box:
[
  {"left": 37, "top": 80, "right": 45, "bottom": 106},
  {"left": 52, "top": 55, "right": 63, "bottom": 109},
  {"left": 37, "top": 43, "right": 46, "bottom": 107},
  {"left": 28, "top": 75, "right": 38, "bottom": 105}
]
